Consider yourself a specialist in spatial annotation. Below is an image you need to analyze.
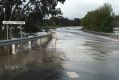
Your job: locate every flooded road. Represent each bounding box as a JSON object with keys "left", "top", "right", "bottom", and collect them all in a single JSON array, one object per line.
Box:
[{"left": 0, "top": 27, "right": 119, "bottom": 80}]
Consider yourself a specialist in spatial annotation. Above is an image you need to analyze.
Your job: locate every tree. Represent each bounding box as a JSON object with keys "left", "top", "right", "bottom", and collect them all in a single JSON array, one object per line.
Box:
[
  {"left": 112, "top": 15, "right": 119, "bottom": 27},
  {"left": 82, "top": 3, "right": 114, "bottom": 32},
  {"left": 0, "top": 0, "right": 66, "bottom": 34}
]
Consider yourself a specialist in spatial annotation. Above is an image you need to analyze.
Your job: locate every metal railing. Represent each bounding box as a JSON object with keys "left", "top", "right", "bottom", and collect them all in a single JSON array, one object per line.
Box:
[{"left": 0, "top": 33, "right": 52, "bottom": 46}]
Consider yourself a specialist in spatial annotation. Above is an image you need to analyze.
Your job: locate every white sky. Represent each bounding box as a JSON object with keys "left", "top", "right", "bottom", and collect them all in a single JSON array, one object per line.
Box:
[{"left": 57, "top": 0, "right": 119, "bottom": 19}]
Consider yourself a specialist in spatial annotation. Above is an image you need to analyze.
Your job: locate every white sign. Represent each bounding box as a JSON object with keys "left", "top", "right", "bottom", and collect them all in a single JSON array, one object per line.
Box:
[{"left": 2, "top": 21, "right": 25, "bottom": 24}]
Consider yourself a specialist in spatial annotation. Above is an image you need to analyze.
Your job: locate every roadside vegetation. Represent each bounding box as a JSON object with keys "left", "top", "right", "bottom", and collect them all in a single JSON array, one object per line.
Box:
[
  {"left": 81, "top": 3, "right": 114, "bottom": 33},
  {"left": 112, "top": 15, "right": 119, "bottom": 27},
  {"left": 0, "top": 0, "right": 66, "bottom": 39}
]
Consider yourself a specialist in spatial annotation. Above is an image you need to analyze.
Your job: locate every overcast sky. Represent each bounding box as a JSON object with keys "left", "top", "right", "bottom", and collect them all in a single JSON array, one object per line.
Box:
[{"left": 57, "top": 0, "right": 119, "bottom": 19}]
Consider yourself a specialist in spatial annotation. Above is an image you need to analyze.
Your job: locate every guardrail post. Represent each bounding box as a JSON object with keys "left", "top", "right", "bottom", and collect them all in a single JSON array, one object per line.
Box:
[
  {"left": 44, "top": 37, "right": 46, "bottom": 43},
  {"left": 37, "top": 39, "right": 41, "bottom": 45},
  {"left": 43, "top": 38, "right": 45, "bottom": 44},
  {"left": 45, "top": 37, "right": 48, "bottom": 43},
  {"left": 42, "top": 38, "right": 44, "bottom": 43},
  {"left": 43, "top": 38, "right": 45, "bottom": 43},
  {"left": 40, "top": 38, "right": 42, "bottom": 45},
  {"left": 12, "top": 44, "right": 16, "bottom": 55},
  {"left": 28, "top": 41, "right": 31, "bottom": 49}
]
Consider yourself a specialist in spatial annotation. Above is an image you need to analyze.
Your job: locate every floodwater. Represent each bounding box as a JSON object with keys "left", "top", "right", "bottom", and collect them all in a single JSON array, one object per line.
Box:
[{"left": 0, "top": 27, "right": 119, "bottom": 80}]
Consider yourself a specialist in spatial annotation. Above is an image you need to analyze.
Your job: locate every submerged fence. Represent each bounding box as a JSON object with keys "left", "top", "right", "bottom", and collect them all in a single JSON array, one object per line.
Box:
[
  {"left": 0, "top": 33, "right": 53, "bottom": 55},
  {"left": 85, "top": 30, "right": 119, "bottom": 39}
]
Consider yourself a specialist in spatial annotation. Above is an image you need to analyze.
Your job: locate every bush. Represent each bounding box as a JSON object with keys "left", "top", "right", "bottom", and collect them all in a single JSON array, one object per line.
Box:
[{"left": 82, "top": 3, "right": 114, "bottom": 33}]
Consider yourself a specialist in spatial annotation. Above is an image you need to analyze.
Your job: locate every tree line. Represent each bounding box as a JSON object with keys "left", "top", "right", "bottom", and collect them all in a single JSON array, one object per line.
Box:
[
  {"left": 43, "top": 16, "right": 81, "bottom": 29},
  {"left": 25, "top": 16, "right": 81, "bottom": 32}
]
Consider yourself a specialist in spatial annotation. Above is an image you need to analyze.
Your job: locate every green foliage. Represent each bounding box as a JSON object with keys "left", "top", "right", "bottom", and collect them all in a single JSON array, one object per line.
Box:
[
  {"left": 0, "top": 0, "right": 66, "bottom": 33},
  {"left": 82, "top": 3, "right": 114, "bottom": 32},
  {"left": 112, "top": 15, "right": 119, "bottom": 27}
]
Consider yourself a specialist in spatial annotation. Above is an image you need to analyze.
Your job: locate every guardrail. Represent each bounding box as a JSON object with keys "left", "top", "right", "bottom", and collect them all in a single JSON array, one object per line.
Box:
[
  {"left": 0, "top": 33, "right": 52, "bottom": 46},
  {"left": 0, "top": 33, "right": 53, "bottom": 55}
]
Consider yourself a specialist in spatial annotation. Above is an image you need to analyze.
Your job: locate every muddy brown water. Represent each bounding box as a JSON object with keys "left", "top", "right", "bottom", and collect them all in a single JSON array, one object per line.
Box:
[{"left": 0, "top": 27, "right": 119, "bottom": 80}]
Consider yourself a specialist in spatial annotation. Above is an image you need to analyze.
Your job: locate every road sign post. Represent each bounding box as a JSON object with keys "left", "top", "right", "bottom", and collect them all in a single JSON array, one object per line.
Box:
[
  {"left": 6, "top": 25, "right": 8, "bottom": 40},
  {"left": 20, "top": 24, "right": 23, "bottom": 38},
  {"left": 2, "top": 21, "right": 25, "bottom": 55},
  {"left": 2, "top": 21, "right": 25, "bottom": 39}
]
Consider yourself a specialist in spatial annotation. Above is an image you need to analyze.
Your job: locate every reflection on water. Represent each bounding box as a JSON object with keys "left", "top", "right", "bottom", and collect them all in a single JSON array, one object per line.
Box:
[{"left": 0, "top": 46, "right": 65, "bottom": 80}]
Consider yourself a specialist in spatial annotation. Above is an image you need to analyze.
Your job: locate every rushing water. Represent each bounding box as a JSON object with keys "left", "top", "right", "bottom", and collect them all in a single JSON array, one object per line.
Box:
[{"left": 0, "top": 27, "right": 119, "bottom": 80}]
